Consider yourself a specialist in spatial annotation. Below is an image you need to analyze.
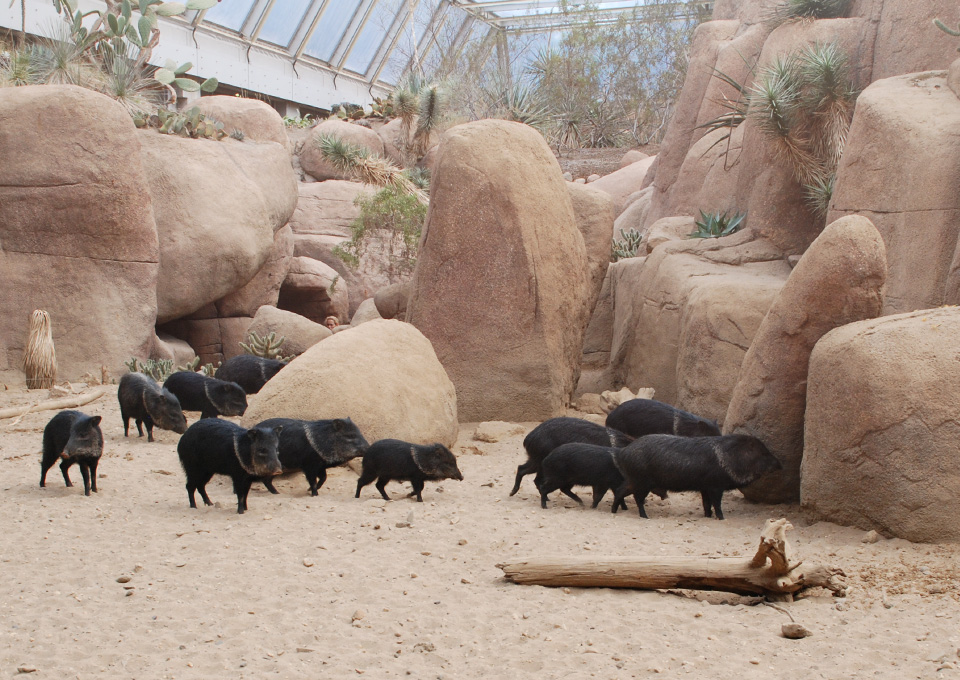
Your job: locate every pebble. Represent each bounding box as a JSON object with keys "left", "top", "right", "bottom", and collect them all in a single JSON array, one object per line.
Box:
[
  {"left": 461, "top": 578, "right": 471, "bottom": 584},
  {"left": 352, "top": 610, "right": 366, "bottom": 622},
  {"left": 749, "top": 659, "right": 760, "bottom": 665},
  {"left": 458, "top": 539, "right": 467, "bottom": 546},
  {"left": 116, "top": 576, "right": 131, "bottom": 584},
  {"left": 782, "top": 623, "right": 813, "bottom": 639},
  {"left": 303, "top": 559, "right": 314, "bottom": 568},
  {"left": 861, "top": 530, "right": 880, "bottom": 544},
  {"left": 17, "top": 666, "right": 37, "bottom": 674}
]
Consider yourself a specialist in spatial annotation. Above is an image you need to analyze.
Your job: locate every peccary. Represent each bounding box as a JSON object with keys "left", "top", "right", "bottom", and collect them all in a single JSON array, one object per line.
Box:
[
  {"left": 214, "top": 355, "right": 286, "bottom": 395},
  {"left": 163, "top": 371, "right": 247, "bottom": 419},
  {"left": 538, "top": 443, "right": 626, "bottom": 510},
  {"left": 605, "top": 399, "right": 720, "bottom": 439},
  {"left": 611, "top": 434, "right": 782, "bottom": 519},
  {"left": 177, "top": 419, "right": 283, "bottom": 514},
  {"left": 510, "top": 417, "right": 634, "bottom": 496},
  {"left": 118, "top": 372, "right": 187, "bottom": 442},
  {"left": 355, "top": 439, "right": 463, "bottom": 502},
  {"left": 256, "top": 417, "right": 369, "bottom": 496},
  {"left": 40, "top": 410, "right": 103, "bottom": 496}
]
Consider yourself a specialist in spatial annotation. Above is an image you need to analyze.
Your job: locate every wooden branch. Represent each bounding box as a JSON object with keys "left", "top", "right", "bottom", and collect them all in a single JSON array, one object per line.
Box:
[
  {"left": 497, "top": 519, "right": 846, "bottom": 599},
  {"left": 0, "top": 386, "right": 112, "bottom": 422}
]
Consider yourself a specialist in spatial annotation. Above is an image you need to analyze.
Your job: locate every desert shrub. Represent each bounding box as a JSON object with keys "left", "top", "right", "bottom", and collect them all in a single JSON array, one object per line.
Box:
[
  {"left": 767, "top": 0, "right": 850, "bottom": 24},
  {"left": 689, "top": 210, "right": 746, "bottom": 239}
]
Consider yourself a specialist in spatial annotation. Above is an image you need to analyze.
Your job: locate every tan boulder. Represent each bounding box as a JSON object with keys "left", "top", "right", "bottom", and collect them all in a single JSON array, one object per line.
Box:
[
  {"left": 350, "top": 298, "right": 381, "bottom": 326},
  {"left": 872, "top": 0, "right": 960, "bottom": 80},
  {"left": 587, "top": 155, "right": 656, "bottom": 216},
  {"left": 278, "top": 257, "right": 349, "bottom": 324},
  {"left": 289, "top": 180, "right": 372, "bottom": 236},
  {"left": 828, "top": 73, "right": 960, "bottom": 315},
  {"left": 375, "top": 117, "right": 405, "bottom": 165},
  {"left": 710, "top": 0, "right": 768, "bottom": 24},
  {"left": 374, "top": 281, "right": 410, "bottom": 320},
  {"left": 661, "top": 124, "right": 744, "bottom": 223},
  {"left": 613, "top": 188, "right": 653, "bottom": 238},
  {"left": 801, "top": 308, "right": 960, "bottom": 542},
  {"left": 242, "top": 319, "right": 458, "bottom": 447},
  {"left": 609, "top": 231, "right": 790, "bottom": 409},
  {"left": 158, "top": 308, "right": 254, "bottom": 366},
  {"left": 949, "top": 57, "right": 960, "bottom": 99},
  {"left": 299, "top": 119, "right": 385, "bottom": 181},
  {"left": 247, "top": 305, "right": 331, "bottom": 356},
  {"left": 406, "top": 119, "right": 592, "bottom": 422},
  {"left": 577, "top": 263, "right": 618, "bottom": 396},
  {"left": 139, "top": 131, "right": 297, "bottom": 323},
  {"left": 151, "top": 332, "right": 196, "bottom": 367},
  {"left": 723, "top": 216, "right": 887, "bottom": 503},
  {"left": 619, "top": 149, "right": 649, "bottom": 168},
  {"left": 567, "top": 183, "right": 616, "bottom": 305},
  {"left": 644, "top": 216, "right": 696, "bottom": 254},
  {"left": 193, "top": 95, "right": 287, "bottom": 147},
  {"left": 0, "top": 85, "right": 159, "bottom": 379},
  {"left": 216, "top": 224, "right": 294, "bottom": 318}
]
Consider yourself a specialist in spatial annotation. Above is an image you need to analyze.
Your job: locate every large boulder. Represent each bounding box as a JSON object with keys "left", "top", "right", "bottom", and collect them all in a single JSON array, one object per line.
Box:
[
  {"left": 158, "top": 307, "right": 254, "bottom": 366},
  {"left": 608, "top": 231, "right": 789, "bottom": 415},
  {"left": 871, "top": 0, "right": 960, "bottom": 80},
  {"left": 289, "top": 180, "right": 372, "bottom": 236},
  {"left": 247, "top": 305, "right": 331, "bottom": 356},
  {"left": 242, "top": 319, "right": 458, "bottom": 447},
  {"left": 0, "top": 85, "right": 159, "bottom": 379},
  {"left": 374, "top": 281, "right": 410, "bottom": 320},
  {"left": 350, "top": 297, "right": 381, "bottom": 326},
  {"left": 587, "top": 155, "right": 656, "bottom": 216},
  {"left": 278, "top": 256, "right": 349, "bottom": 323},
  {"left": 828, "top": 72, "right": 960, "bottom": 314},
  {"left": 801, "top": 308, "right": 960, "bottom": 543},
  {"left": 660, "top": 125, "right": 744, "bottom": 223},
  {"left": 139, "top": 132, "right": 298, "bottom": 323},
  {"left": 299, "top": 119, "right": 385, "bottom": 181},
  {"left": 619, "top": 150, "right": 649, "bottom": 168},
  {"left": 406, "top": 120, "right": 592, "bottom": 422},
  {"left": 576, "top": 262, "right": 619, "bottom": 396},
  {"left": 567, "top": 183, "right": 616, "bottom": 305},
  {"left": 215, "top": 224, "right": 294, "bottom": 318},
  {"left": 193, "top": 95, "right": 288, "bottom": 146},
  {"left": 723, "top": 216, "right": 887, "bottom": 503}
]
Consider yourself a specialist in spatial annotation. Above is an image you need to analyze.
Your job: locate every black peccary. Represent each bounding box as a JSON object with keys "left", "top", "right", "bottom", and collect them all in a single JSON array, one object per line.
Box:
[
  {"left": 256, "top": 417, "right": 369, "bottom": 496},
  {"left": 605, "top": 399, "right": 720, "bottom": 439},
  {"left": 355, "top": 439, "right": 463, "bottom": 502},
  {"left": 40, "top": 410, "right": 103, "bottom": 496},
  {"left": 611, "top": 434, "right": 782, "bottom": 520},
  {"left": 118, "top": 372, "right": 187, "bottom": 442},
  {"left": 510, "top": 417, "right": 634, "bottom": 497},
  {"left": 163, "top": 371, "right": 247, "bottom": 419},
  {"left": 214, "top": 355, "right": 286, "bottom": 395},
  {"left": 177, "top": 419, "right": 283, "bottom": 514},
  {"left": 538, "top": 443, "right": 627, "bottom": 510}
]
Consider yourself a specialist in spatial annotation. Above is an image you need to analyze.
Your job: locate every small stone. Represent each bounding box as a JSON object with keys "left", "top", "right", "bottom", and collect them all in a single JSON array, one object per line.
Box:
[
  {"left": 125, "top": 591, "right": 134, "bottom": 597},
  {"left": 458, "top": 539, "right": 467, "bottom": 546},
  {"left": 861, "top": 530, "right": 880, "bottom": 544},
  {"left": 352, "top": 610, "right": 366, "bottom": 623},
  {"left": 303, "top": 559, "right": 314, "bottom": 568},
  {"left": 749, "top": 659, "right": 760, "bottom": 665},
  {"left": 134, "top": 564, "right": 143, "bottom": 573},
  {"left": 929, "top": 585, "right": 946, "bottom": 594},
  {"left": 563, "top": 588, "right": 571, "bottom": 594},
  {"left": 116, "top": 576, "right": 131, "bottom": 583},
  {"left": 17, "top": 666, "right": 37, "bottom": 674},
  {"left": 297, "top": 648, "right": 314, "bottom": 653},
  {"left": 461, "top": 578, "right": 471, "bottom": 584},
  {"left": 782, "top": 623, "right": 813, "bottom": 639},
  {"left": 587, "top": 174, "right": 601, "bottom": 183}
]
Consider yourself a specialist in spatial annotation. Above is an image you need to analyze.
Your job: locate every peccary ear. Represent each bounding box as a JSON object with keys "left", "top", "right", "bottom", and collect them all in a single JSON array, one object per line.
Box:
[
  {"left": 272, "top": 425, "right": 283, "bottom": 437},
  {"left": 87, "top": 416, "right": 102, "bottom": 428}
]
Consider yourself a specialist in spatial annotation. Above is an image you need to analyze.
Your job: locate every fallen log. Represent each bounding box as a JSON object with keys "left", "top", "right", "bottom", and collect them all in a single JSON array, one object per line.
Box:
[
  {"left": 0, "top": 386, "right": 112, "bottom": 422},
  {"left": 497, "top": 518, "right": 846, "bottom": 600}
]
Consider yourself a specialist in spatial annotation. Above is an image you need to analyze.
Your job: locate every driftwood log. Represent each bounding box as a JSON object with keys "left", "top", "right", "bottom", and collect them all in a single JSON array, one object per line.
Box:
[
  {"left": 0, "top": 386, "right": 112, "bottom": 422},
  {"left": 497, "top": 518, "right": 846, "bottom": 600}
]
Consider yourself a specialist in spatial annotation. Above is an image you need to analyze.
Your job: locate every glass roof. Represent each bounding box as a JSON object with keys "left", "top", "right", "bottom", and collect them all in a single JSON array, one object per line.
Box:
[{"left": 178, "top": 0, "right": 712, "bottom": 88}]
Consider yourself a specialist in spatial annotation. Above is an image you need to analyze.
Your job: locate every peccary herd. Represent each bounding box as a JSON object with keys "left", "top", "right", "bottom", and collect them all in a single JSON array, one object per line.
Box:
[{"left": 40, "top": 368, "right": 782, "bottom": 522}]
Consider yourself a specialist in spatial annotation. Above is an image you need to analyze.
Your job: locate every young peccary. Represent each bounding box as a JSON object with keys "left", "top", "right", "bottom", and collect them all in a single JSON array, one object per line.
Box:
[
  {"left": 605, "top": 399, "right": 720, "bottom": 439},
  {"left": 256, "top": 417, "right": 369, "bottom": 496},
  {"left": 538, "top": 443, "right": 626, "bottom": 510},
  {"left": 611, "top": 434, "right": 782, "bottom": 519},
  {"left": 177, "top": 419, "right": 283, "bottom": 514},
  {"left": 355, "top": 439, "right": 463, "bottom": 502},
  {"left": 40, "top": 410, "right": 103, "bottom": 496},
  {"left": 118, "top": 372, "right": 187, "bottom": 442},
  {"left": 214, "top": 355, "right": 286, "bottom": 395},
  {"left": 510, "top": 417, "right": 634, "bottom": 496},
  {"left": 163, "top": 371, "right": 247, "bottom": 419}
]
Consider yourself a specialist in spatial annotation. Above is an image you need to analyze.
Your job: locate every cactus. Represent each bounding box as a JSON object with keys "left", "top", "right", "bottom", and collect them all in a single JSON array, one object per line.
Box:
[
  {"left": 148, "top": 106, "right": 226, "bottom": 140},
  {"left": 125, "top": 357, "right": 174, "bottom": 382},
  {"left": 201, "top": 362, "right": 220, "bottom": 377},
  {"left": 230, "top": 129, "right": 245, "bottom": 141},
  {"left": 611, "top": 228, "right": 644, "bottom": 261},
  {"left": 240, "top": 332, "right": 294, "bottom": 362},
  {"left": 934, "top": 18, "right": 960, "bottom": 51},
  {"left": 178, "top": 356, "right": 200, "bottom": 373}
]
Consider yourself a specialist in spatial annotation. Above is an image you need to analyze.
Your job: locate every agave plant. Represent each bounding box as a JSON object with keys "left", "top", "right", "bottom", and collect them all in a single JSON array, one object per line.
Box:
[
  {"left": 316, "top": 134, "right": 429, "bottom": 205},
  {"left": 767, "top": 0, "right": 850, "bottom": 24},
  {"left": 0, "top": 44, "right": 44, "bottom": 87},
  {"left": 689, "top": 210, "right": 746, "bottom": 239}
]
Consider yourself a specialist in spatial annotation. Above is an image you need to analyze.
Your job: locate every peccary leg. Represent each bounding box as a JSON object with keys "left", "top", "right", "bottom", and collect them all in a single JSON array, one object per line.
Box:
[
  {"left": 591, "top": 485, "right": 606, "bottom": 508},
  {"left": 235, "top": 478, "right": 253, "bottom": 514},
  {"left": 710, "top": 489, "right": 725, "bottom": 520},
  {"left": 560, "top": 487, "right": 583, "bottom": 506},
  {"left": 122, "top": 414, "right": 130, "bottom": 437},
  {"left": 355, "top": 469, "right": 377, "bottom": 498},
  {"left": 59, "top": 459, "right": 74, "bottom": 487},
  {"left": 79, "top": 462, "right": 91, "bottom": 497},
  {"left": 634, "top": 490, "right": 649, "bottom": 519},
  {"left": 611, "top": 484, "right": 629, "bottom": 514},
  {"left": 134, "top": 418, "right": 144, "bottom": 438},
  {"left": 701, "top": 492, "right": 712, "bottom": 518},
  {"left": 510, "top": 461, "right": 535, "bottom": 496},
  {"left": 40, "top": 458, "right": 55, "bottom": 488},
  {"left": 145, "top": 416, "right": 155, "bottom": 443},
  {"left": 375, "top": 477, "right": 392, "bottom": 501},
  {"left": 89, "top": 458, "right": 99, "bottom": 493},
  {"left": 314, "top": 467, "right": 328, "bottom": 494},
  {"left": 409, "top": 479, "right": 425, "bottom": 502},
  {"left": 262, "top": 478, "right": 280, "bottom": 494}
]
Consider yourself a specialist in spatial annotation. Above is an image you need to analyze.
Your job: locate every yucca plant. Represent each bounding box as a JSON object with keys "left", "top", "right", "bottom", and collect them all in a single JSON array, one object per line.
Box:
[
  {"left": 94, "top": 47, "right": 161, "bottom": 115},
  {"left": 803, "top": 173, "right": 835, "bottom": 219},
  {"left": 611, "top": 227, "right": 644, "bottom": 261},
  {"left": 696, "top": 67, "right": 751, "bottom": 164},
  {"left": 316, "top": 134, "right": 429, "bottom": 205},
  {"left": 403, "top": 166, "right": 431, "bottom": 191},
  {"left": 767, "top": 0, "right": 850, "bottom": 24},
  {"left": 0, "top": 44, "right": 43, "bottom": 87},
  {"left": 414, "top": 83, "right": 443, "bottom": 158},
  {"left": 689, "top": 210, "right": 746, "bottom": 239}
]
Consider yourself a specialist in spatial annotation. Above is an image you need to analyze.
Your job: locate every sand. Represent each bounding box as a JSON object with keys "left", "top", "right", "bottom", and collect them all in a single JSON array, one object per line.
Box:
[{"left": 1, "top": 387, "right": 959, "bottom": 679}]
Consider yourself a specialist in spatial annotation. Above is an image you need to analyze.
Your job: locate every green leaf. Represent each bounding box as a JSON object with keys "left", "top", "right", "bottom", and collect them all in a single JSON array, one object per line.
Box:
[
  {"left": 186, "top": 0, "right": 218, "bottom": 9},
  {"left": 154, "top": 67, "right": 175, "bottom": 84},
  {"left": 174, "top": 77, "right": 200, "bottom": 92},
  {"left": 139, "top": 14, "right": 152, "bottom": 43},
  {"left": 164, "top": 58, "right": 177, "bottom": 71},
  {"left": 174, "top": 61, "right": 193, "bottom": 75},
  {"left": 126, "top": 24, "right": 141, "bottom": 45},
  {"left": 139, "top": 0, "right": 149, "bottom": 13},
  {"left": 121, "top": 0, "right": 132, "bottom": 19},
  {"left": 155, "top": 2, "right": 187, "bottom": 16},
  {"left": 107, "top": 12, "right": 119, "bottom": 34},
  {"left": 200, "top": 77, "right": 218, "bottom": 93}
]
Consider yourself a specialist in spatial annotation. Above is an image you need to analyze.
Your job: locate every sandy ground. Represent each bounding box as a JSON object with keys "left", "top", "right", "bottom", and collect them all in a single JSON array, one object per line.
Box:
[{"left": 1, "top": 387, "right": 959, "bottom": 680}]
